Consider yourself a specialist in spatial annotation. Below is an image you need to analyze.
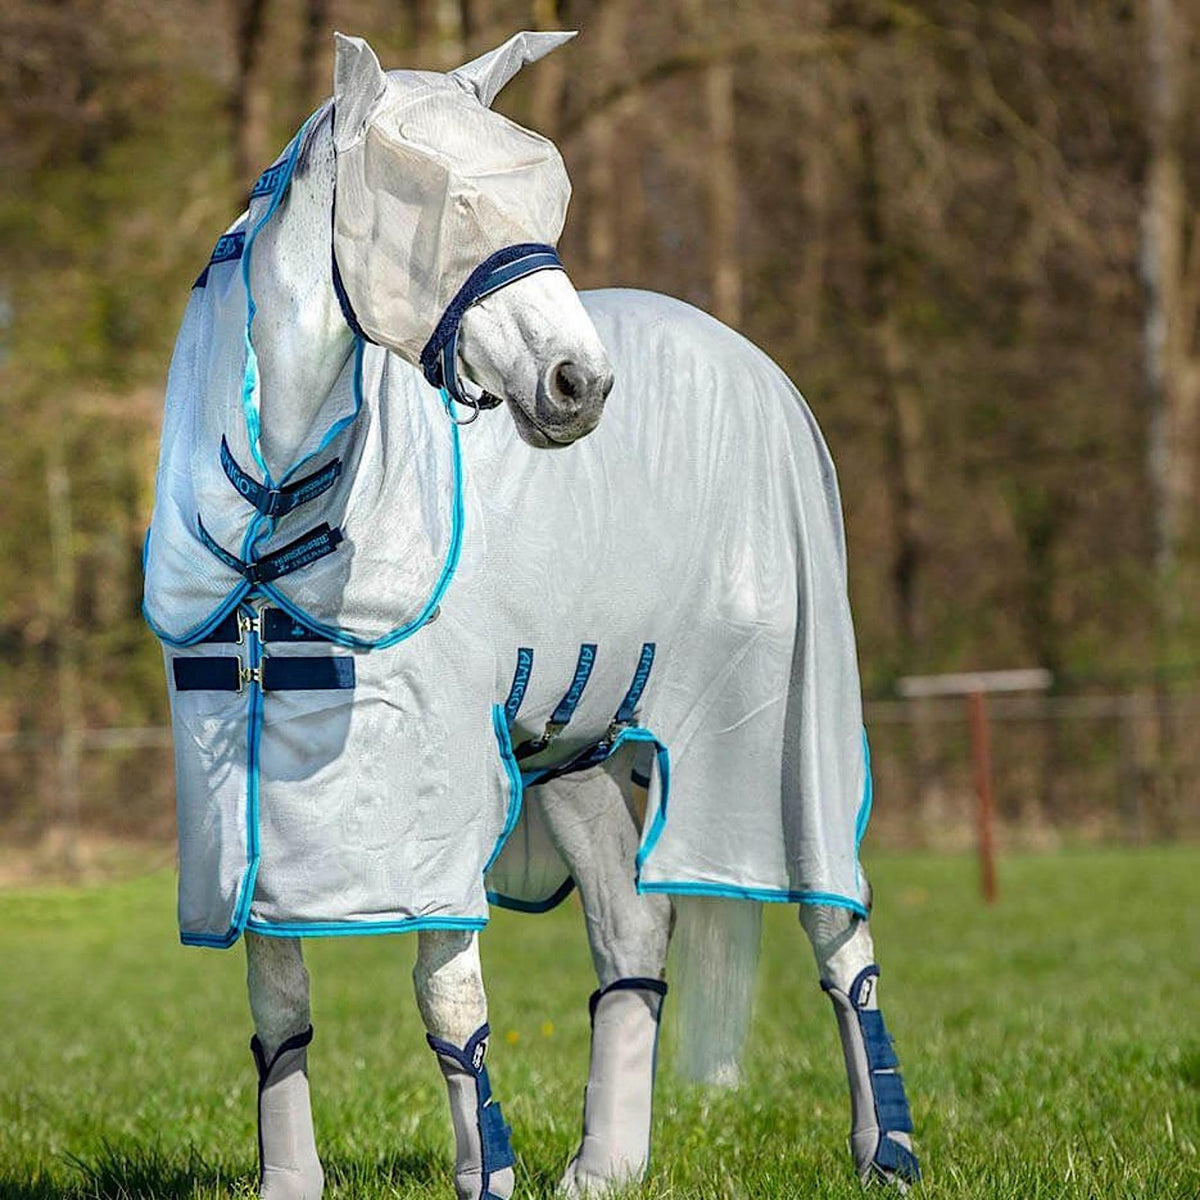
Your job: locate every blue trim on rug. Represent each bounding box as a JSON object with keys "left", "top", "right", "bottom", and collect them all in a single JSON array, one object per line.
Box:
[
  {"left": 486, "top": 876, "right": 576, "bottom": 914},
  {"left": 179, "top": 604, "right": 264, "bottom": 950},
  {"left": 856, "top": 726, "right": 874, "bottom": 852},
  {"left": 483, "top": 704, "right": 525, "bottom": 874},
  {"left": 245, "top": 915, "right": 488, "bottom": 939},
  {"left": 636, "top": 879, "right": 869, "bottom": 917}
]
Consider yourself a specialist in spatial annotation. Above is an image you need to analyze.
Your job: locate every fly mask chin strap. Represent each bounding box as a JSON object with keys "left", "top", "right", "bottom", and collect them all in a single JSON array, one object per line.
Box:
[
  {"left": 418, "top": 243, "right": 564, "bottom": 422},
  {"left": 329, "top": 209, "right": 565, "bottom": 424}
]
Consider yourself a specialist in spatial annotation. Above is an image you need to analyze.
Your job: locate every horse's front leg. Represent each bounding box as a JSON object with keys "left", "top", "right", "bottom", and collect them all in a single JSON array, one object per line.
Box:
[
  {"left": 245, "top": 931, "right": 324, "bottom": 1199},
  {"left": 415, "top": 929, "right": 515, "bottom": 1200},
  {"left": 800, "top": 902, "right": 921, "bottom": 1189},
  {"left": 533, "top": 755, "right": 672, "bottom": 1196}
]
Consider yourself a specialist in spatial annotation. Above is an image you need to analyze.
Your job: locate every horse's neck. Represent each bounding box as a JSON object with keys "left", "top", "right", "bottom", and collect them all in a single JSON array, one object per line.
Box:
[{"left": 248, "top": 117, "right": 353, "bottom": 477}]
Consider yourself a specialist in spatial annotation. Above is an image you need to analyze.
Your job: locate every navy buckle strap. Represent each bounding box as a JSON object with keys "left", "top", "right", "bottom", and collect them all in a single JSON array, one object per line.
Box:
[
  {"left": 197, "top": 515, "right": 343, "bottom": 585},
  {"left": 220, "top": 437, "right": 342, "bottom": 518},
  {"left": 196, "top": 607, "right": 330, "bottom": 645},
  {"left": 172, "top": 655, "right": 355, "bottom": 692}
]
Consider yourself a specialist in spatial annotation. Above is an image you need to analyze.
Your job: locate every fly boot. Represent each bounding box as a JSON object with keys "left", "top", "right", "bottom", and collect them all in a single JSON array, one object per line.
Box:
[
  {"left": 427, "top": 1022, "right": 516, "bottom": 1200},
  {"left": 560, "top": 977, "right": 668, "bottom": 1195},
  {"left": 250, "top": 1025, "right": 324, "bottom": 1199},
  {"left": 823, "top": 965, "right": 920, "bottom": 1189}
]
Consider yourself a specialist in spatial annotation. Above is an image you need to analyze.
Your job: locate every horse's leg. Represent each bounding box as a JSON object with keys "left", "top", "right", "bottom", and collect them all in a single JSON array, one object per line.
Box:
[
  {"left": 799, "top": 901, "right": 921, "bottom": 1189},
  {"left": 244, "top": 931, "right": 324, "bottom": 1200},
  {"left": 414, "top": 929, "right": 515, "bottom": 1200},
  {"left": 533, "top": 756, "right": 672, "bottom": 1195}
]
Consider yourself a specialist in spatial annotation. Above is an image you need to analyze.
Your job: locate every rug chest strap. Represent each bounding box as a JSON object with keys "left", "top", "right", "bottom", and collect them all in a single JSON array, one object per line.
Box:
[{"left": 173, "top": 655, "right": 354, "bottom": 693}]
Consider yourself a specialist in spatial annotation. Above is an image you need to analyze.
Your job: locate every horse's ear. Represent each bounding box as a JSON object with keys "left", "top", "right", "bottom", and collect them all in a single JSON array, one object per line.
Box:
[
  {"left": 450, "top": 30, "right": 576, "bottom": 108},
  {"left": 332, "top": 32, "right": 388, "bottom": 148}
]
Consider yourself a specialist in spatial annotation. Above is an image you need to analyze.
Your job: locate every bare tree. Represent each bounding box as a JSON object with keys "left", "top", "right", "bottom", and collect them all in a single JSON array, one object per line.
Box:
[
  {"left": 1142, "top": 0, "right": 1199, "bottom": 636},
  {"left": 230, "top": 0, "right": 273, "bottom": 189}
]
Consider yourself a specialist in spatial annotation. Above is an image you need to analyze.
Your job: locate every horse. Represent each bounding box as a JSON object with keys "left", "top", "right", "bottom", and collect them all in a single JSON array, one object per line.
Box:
[{"left": 142, "top": 30, "right": 920, "bottom": 1200}]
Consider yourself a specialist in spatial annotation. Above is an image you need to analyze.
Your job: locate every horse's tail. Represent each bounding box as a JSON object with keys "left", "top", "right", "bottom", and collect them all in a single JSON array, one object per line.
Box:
[{"left": 669, "top": 895, "right": 763, "bottom": 1085}]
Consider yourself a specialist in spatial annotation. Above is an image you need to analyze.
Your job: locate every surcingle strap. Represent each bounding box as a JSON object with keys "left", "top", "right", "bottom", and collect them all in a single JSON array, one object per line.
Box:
[
  {"left": 220, "top": 437, "right": 342, "bottom": 518},
  {"left": 197, "top": 515, "right": 343, "bottom": 585},
  {"left": 515, "top": 642, "right": 597, "bottom": 761}
]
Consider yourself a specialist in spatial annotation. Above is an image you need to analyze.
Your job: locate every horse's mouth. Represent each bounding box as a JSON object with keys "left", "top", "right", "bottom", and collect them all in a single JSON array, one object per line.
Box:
[{"left": 504, "top": 396, "right": 578, "bottom": 449}]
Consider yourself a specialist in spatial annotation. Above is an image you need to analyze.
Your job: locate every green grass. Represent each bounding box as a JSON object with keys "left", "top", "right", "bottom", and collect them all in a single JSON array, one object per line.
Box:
[{"left": 0, "top": 849, "right": 1196, "bottom": 1198}]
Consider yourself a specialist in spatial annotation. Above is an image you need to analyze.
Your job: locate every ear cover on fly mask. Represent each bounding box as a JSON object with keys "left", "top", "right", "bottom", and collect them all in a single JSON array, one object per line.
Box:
[{"left": 330, "top": 32, "right": 574, "bottom": 373}]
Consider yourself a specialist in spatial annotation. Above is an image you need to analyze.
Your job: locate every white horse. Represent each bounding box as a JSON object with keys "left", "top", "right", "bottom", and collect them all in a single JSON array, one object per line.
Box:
[{"left": 144, "top": 31, "right": 919, "bottom": 1200}]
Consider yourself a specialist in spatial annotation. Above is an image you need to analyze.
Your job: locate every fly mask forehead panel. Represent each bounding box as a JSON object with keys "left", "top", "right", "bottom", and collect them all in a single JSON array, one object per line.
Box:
[{"left": 329, "top": 32, "right": 575, "bottom": 413}]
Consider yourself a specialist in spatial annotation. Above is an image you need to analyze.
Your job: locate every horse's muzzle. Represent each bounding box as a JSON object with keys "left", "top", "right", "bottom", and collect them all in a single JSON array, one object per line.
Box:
[{"left": 530, "top": 358, "right": 613, "bottom": 444}]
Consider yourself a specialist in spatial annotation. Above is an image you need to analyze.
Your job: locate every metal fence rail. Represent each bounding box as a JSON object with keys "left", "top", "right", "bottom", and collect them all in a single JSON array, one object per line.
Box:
[{"left": 1, "top": 691, "right": 1197, "bottom": 865}]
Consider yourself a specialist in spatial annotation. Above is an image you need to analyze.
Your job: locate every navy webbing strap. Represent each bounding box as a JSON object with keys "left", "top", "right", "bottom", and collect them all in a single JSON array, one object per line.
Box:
[
  {"left": 196, "top": 608, "right": 329, "bottom": 645},
  {"left": 172, "top": 656, "right": 240, "bottom": 692},
  {"left": 514, "top": 642, "right": 597, "bottom": 761},
  {"left": 503, "top": 648, "right": 534, "bottom": 724},
  {"left": 220, "top": 437, "right": 342, "bottom": 518},
  {"left": 613, "top": 642, "right": 656, "bottom": 726},
  {"left": 197, "top": 516, "right": 343, "bottom": 585},
  {"left": 249, "top": 160, "right": 291, "bottom": 201},
  {"left": 194, "top": 230, "right": 246, "bottom": 289},
  {"left": 172, "top": 656, "right": 355, "bottom": 692},
  {"left": 551, "top": 643, "right": 597, "bottom": 726}
]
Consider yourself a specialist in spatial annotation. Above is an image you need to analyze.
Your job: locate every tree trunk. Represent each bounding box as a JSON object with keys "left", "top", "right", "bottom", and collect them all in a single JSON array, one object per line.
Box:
[
  {"left": 1142, "top": 0, "right": 1199, "bottom": 629},
  {"left": 297, "top": 0, "right": 330, "bottom": 113},
  {"left": 854, "top": 92, "right": 926, "bottom": 657},
  {"left": 230, "top": 0, "right": 272, "bottom": 189}
]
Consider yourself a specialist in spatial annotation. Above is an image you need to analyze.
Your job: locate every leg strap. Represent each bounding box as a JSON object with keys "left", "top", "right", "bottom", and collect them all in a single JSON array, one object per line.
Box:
[
  {"left": 250, "top": 1025, "right": 324, "bottom": 1200},
  {"left": 561, "top": 977, "right": 668, "bottom": 1195},
  {"left": 822, "top": 965, "right": 921, "bottom": 1188},
  {"left": 427, "top": 1023, "right": 515, "bottom": 1200}
]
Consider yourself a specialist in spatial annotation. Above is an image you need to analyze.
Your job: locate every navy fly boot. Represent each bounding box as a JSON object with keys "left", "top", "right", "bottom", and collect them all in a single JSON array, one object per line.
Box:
[
  {"left": 823, "top": 966, "right": 921, "bottom": 1189},
  {"left": 250, "top": 1025, "right": 324, "bottom": 1199},
  {"left": 427, "top": 1023, "right": 515, "bottom": 1200}
]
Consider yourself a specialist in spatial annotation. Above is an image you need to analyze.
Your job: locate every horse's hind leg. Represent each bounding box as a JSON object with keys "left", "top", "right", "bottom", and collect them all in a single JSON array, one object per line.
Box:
[
  {"left": 415, "top": 929, "right": 515, "bottom": 1200},
  {"left": 244, "top": 931, "right": 324, "bottom": 1199},
  {"left": 533, "top": 753, "right": 671, "bottom": 1195},
  {"left": 800, "top": 901, "right": 921, "bottom": 1189}
]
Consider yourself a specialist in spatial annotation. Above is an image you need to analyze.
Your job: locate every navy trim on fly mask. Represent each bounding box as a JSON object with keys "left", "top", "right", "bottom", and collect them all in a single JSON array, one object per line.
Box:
[
  {"left": 220, "top": 437, "right": 342, "bottom": 518},
  {"left": 420, "top": 244, "right": 565, "bottom": 411}
]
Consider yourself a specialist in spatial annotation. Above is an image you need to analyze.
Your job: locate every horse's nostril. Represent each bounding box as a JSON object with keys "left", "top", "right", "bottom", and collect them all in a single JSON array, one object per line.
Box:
[{"left": 554, "top": 360, "right": 586, "bottom": 401}]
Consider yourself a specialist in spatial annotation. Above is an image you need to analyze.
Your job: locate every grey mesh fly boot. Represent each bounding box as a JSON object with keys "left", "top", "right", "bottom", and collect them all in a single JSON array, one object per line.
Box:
[
  {"left": 560, "top": 977, "right": 668, "bottom": 1196},
  {"left": 427, "top": 1022, "right": 515, "bottom": 1200},
  {"left": 823, "top": 965, "right": 920, "bottom": 1189},
  {"left": 250, "top": 1025, "right": 325, "bottom": 1200}
]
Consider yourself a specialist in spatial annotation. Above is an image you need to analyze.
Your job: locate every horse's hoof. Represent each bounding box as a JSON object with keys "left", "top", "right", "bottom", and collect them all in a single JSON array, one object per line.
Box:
[
  {"left": 556, "top": 1157, "right": 631, "bottom": 1197},
  {"left": 855, "top": 1131, "right": 920, "bottom": 1191},
  {"left": 260, "top": 1164, "right": 325, "bottom": 1199}
]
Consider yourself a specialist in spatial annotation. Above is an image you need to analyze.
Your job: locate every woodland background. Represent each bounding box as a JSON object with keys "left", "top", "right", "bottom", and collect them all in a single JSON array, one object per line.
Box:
[{"left": 0, "top": 0, "right": 1197, "bottom": 869}]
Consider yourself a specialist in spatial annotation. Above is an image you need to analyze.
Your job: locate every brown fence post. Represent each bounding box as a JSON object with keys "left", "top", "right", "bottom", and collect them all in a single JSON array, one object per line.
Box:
[{"left": 966, "top": 690, "right": 997, "bottom": 903}]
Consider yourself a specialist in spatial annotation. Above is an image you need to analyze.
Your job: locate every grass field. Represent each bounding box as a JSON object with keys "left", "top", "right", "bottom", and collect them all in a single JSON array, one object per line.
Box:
[{"left": 0, "top": 848, "right": 1196, "bottom": 1199}]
